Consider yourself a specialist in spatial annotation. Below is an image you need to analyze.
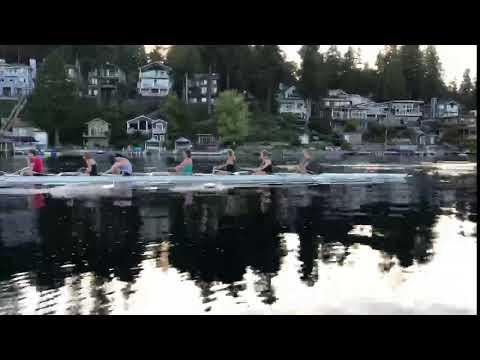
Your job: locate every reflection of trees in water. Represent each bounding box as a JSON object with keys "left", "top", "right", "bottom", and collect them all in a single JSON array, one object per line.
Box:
[
  {"left": 0, "top": 197, "right": 144, "bottom": 313},
  {"left": 168, "top": 190, "right": 284, "bottom": 304}
]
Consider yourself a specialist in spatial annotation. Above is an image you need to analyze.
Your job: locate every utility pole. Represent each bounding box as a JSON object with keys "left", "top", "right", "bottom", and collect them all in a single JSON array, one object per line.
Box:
[
  {"left": 207, "top": 64, "right": 212, "bottom": 117},
  {"left": 185, "top": 72, "right": 189, "bottom": 104}
]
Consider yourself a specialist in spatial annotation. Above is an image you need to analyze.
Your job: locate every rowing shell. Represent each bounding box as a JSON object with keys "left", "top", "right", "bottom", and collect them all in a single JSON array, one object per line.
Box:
[{"left": 0, "top": 173, "right": 410, "bottom": 188}]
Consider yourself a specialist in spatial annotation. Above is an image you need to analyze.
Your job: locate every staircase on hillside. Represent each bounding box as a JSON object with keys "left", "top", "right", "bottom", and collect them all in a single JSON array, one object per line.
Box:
[{"left": 0, "top": 95, "right": 28, "bottom": 136}]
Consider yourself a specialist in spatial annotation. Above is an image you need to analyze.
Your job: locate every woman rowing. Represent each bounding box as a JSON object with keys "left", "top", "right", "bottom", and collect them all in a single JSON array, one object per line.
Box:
[
  {"left": 214, "top": 149, "right": 236, "bottom": 174},
  {"left": 175, "top": 149, "right": 193, "bottom": 175},
  {"left": 104, "top": 153, "right": 133, "bottom": 176},
  {"left": 83, "top": 153, "right": 98, "bottom": 176},
  {"left": 298, "top": 149, "right": 314, "bottom": 174},
  {"left": 253, "top": 150, "right": 273, "bottom": 175},
  {"left": 25, "top": 149, "right": 45, "bottom": 176}
]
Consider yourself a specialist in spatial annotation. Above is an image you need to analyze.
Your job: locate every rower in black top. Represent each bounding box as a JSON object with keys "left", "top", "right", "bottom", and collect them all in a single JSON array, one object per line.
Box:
[
  {"left": 83, "top": 153, "right": 98, "bottom": 176},
  {"left": 254, "top": 150, "right": 273, "bottom": 175},
  {"left": 298, "top": 149, "right": 314, "bottom": 174},
  {"left": 214, "top": 149, "right": 236, "bottom": 174}
]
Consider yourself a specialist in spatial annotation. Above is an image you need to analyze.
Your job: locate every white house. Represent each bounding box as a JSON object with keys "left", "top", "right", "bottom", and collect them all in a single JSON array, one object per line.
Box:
[
  {"left": 137, "top": 62, "right": 172, "bottom": 97},
  {"left": 83, "top": 118, "right": 110, "bottom": 148},
  {"left": 277, "top": 84, "right": 311, "bottom": 122},
  {"left": 433, "top": 99, "right": 460, "bottom": 119},
  {"left": 0, "top": 58, "right": 36, "bottom": 98},
  {"left": 126, "top": 115, "right": 168, "bottom": 150},
  {"left": 383, "top": 100, "right": 424, "bottom": 126}
]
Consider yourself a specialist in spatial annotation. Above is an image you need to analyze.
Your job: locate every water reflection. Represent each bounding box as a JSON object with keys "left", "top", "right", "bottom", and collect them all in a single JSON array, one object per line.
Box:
[{"left": 0, "top": 172, "right": 476, "bottom": 314}]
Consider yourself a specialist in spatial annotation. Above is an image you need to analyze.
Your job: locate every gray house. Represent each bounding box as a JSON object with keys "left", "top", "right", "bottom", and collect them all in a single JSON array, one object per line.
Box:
[
  {"left": 0, "top": 58, "right": 36, "bottom": 98},
  {"left": 87, "top": 63, "right": 126, "bottom": 103}
]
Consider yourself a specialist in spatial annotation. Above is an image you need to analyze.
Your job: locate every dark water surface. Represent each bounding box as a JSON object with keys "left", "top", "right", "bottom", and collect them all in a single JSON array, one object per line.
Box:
[{"left": 0, "top": 156, "right": 477, "bottom": 314}]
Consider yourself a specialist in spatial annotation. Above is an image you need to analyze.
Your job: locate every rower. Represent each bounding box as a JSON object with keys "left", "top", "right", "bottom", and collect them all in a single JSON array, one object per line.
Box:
[
  {"left": 298, "top": 149, "right": 314, "bottom": 174},
  {"left": 25, "top": 149, "right": 45, "bottom": 176},
  {"left": 104, "top": 153, "right": 133, "bottom": 176},
  {"left": 254, "top": 150, "right": 273, "bottom": 175},
  {"left": 83, "top": 152, "right": 98, "bottom": 176},
  {"left": 214, "top": 149, "right": 236, "bottom": 174},
  {"left": 175, "top": 149, "right": 193, "bottom": 175}
]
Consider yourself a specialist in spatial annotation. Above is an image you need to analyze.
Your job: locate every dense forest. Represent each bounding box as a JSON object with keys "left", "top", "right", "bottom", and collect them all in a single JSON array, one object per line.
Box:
[{"left": 1, "top": 45, "right": 476, "bottom": 146}]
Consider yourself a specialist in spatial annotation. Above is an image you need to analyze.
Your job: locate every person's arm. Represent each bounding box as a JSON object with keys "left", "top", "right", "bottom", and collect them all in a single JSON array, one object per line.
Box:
[
  {"left": 85, "top": 160, "right": 92, "bottom": 174},
  {"left": 259, "top": 159, "right": 271, "bottom": 171},
  {"left": 175, "top": 159, "right": 187, "bottom": 173}
]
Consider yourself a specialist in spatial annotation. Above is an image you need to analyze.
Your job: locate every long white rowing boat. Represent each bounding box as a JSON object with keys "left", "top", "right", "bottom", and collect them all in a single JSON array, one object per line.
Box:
[{"left": 0, "top": 172, "right": 410, "bottom": 188}]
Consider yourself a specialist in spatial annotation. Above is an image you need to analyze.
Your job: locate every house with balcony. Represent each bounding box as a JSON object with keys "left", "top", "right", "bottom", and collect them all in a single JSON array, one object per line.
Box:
[
  {"left": 277, "top": 84, "right": 311, "bottom": 124},
  {"left": 137, "top": 62, "right": 172, "bottom": 97},
  {"left": 0, "top": 58, "right": 36, "bottom": 98},
  {"left": 87, "top": 63, "right": 126, "bottom": 103},
  {"left": 83, "top": 118, "right": 110, "bottom": 148},
  {"left": 126, "top": 115, "right": 168, "bottom": 150},
  {"left": 423, "top": 98, "right": 460, "bottom": 123},
  {"left": 382, "top": 100, "right": 424, "bottom": 126},
  {"left": 187, "top": 73, "right": 220, "bottom": 104}
]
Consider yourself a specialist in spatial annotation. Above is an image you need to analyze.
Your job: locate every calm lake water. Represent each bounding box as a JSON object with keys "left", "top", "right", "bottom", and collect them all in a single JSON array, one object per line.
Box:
[{"left": 0, "top": 155, "right": 477, "bottom": 314}]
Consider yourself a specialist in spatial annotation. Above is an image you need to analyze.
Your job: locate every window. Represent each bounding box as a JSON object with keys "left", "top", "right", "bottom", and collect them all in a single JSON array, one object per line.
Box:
[
  {"left": 191, "top": 98, "right": 197, "bottom": 103},
  {"left": 212, "top": 80, "right": 217, "bottom": 86},
  {"left": 151, "top": 89, "right": 159, "bottom": 93},
  {"left": 212, "top": 87, "right": 217, "bottom": 94},
  {"left": 201, "top": 97, "right": 207, "bottom": 103},
  {"left": 93, "top": 89, "right": 98, "bottom": 96},
  {"left": 201, "top": 87, "right": 207, "bottom": 95}
]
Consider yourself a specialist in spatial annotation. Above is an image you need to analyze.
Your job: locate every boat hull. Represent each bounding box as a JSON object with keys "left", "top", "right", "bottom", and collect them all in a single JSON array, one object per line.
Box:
[{"left": 0, "top": 173, "right": 409, "bottom": 188}]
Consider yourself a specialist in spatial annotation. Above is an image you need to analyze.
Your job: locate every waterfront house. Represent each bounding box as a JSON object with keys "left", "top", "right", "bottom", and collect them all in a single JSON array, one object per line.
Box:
[
  {"left": 145, "top": 118, "right": 168, "bottom": 151},
  {"left": 0, "top": 58, "right": 36, "bottom": 98},
  {"left": 195, "top": 133, "right": 219, "bottom": 152},
  {"left": 83, "top": 118, "right": 110, "bottom": 148},
  {"left": 174, "top": 137, "right": 192, "bottom": 152},
  {"left": 126, "top": 115, "right": 155, "bottom": 136},
  {"left": 383, "top": 100, "right": 423, "bottom": 126},
  {"left": 137, "top": 62, "right": 172, "bottom": 97},
  {"left": 87, "top": 63, "right": 126, "bottom": 102},
  {"left": 126, "top": 115, "right": 168, "bottom": 150},
  {"left": 187, "top": 73, "right": 220, "bottom": 104},
  {"left": 424, "top": 98, "right": 460, "bottom": 122},
  {"left": 277, "top": 84, "right": 311, "bottom": 123}
]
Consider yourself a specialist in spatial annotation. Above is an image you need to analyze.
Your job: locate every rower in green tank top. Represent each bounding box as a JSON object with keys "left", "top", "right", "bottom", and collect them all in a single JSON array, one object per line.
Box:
[{"left": 175, "top": 149, "right": 193, "bottom": 175}]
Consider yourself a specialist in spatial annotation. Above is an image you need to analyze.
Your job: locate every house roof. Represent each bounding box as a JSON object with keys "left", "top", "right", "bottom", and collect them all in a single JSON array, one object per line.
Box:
[
  {"left": 87, "top": 118, "right": 109, "bottom": 125},
  {"left": 126, "top": 115, "right": 154, "bottom": 123},
  {"left": 140, "top": 62, "right": 171, "bottom": 72},
  {"left": 386, "top": 100, "right": 424, "bottom": 104},
  {"left": 175, "top": 137, "right": 191, "bottom": 142},
  {"left": 127, "top": 114, "right": 168, "bottom": 124}
]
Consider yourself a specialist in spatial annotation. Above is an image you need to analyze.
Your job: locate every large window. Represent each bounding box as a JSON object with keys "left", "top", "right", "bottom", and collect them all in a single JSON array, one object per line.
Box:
[{"left": 201, "top": 87, "right": 207, "bottom": 95}]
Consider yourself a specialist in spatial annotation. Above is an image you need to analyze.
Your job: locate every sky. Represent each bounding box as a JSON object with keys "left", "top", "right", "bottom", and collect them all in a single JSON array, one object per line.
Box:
[{"left": 145, "top": 45, "right": 477, "bottom": 85}]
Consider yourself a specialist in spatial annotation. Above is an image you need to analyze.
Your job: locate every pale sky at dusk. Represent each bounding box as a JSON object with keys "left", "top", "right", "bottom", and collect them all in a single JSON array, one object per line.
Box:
[{"left": 145, "top": 45, "right": 477, "bottom": 85}]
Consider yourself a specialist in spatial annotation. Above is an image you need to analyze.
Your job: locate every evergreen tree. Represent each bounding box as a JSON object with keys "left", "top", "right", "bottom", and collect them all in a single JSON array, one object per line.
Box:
[
  {"left": 459, "top": 69, "right": 475, "bottom": 111},
  {"left": 459, "top": 68, "right": 473, "bottom": 95},
  {"left": 324, "top": 45, "right": 342, "bottom": 89},
  {"left": 25, "top": 51, "right": 77, "bottom": 146},
  {"left": 400, "top": 45, "right": 424, "bottom": 99},
  {"left": 250, "top": 45, "right": 288, "bottom": 113},
  {"left": 165, "top": 45, "right": 205, "bottom": 98},
  {"left": 378, "top": 46, "right": 407, "bottom": 100},
  {"left": 423, "top": 45, "right": 446, "bottom": 101},
  {"left": 297, "top": 45, "right": 326, "bottom": 104},
  {"left": 148, "top": 46, "right": 167, "bottom": 63}
]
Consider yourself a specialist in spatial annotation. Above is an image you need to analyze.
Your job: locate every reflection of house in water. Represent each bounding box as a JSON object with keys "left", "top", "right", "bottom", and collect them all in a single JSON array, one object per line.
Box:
[
  {"left": 138, "top": 199, "right": 170, "bottom": 243},
  {"left": 0, "top": 196, "right": 40, "bottom": 248}
]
